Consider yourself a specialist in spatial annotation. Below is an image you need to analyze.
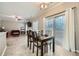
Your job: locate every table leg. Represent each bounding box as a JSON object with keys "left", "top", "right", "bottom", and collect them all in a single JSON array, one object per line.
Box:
[
  {"left": 41, "top": 41, "right": 43, "bottom": 56},
  {"left": 33, "top": 42, "right": 34, "bottom": 53},
  {"left": 53, "top": 38, "right": 55, "bottom": 52},
  {"left": 27, "top": 36, "right": 29, "bottom": 47},
  {"left": 36, "top": 41, "right": 38, "bottom": 56}
]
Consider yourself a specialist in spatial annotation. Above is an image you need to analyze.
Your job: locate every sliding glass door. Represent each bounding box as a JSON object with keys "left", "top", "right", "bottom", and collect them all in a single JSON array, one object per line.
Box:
[
  {"left": 44, "top": 8, "right": 75, "bottom": 52},
  {"left": 45, "top": 14, "right": 65, "bottom": 47},
  {"left": 54, "top": 15, "right": 65, "bottom": 47},
  {"left": 45, "top": 17, "right": 53, "bottom": 36}
]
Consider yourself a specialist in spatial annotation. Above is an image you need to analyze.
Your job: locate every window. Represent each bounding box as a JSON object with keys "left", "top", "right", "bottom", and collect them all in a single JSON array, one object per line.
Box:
[
  {"left": 45, "top": 17, "right": 54, "bottom": 36},
  {"left": 32, "top": 21, "right": 38, "bottom": 32},
  {"left": 44, "top": 14, "right": 65, "bottom": 46},
  {"left": 54, "top": 15, "right": 65, "bottom": 31},
  {"left": 54, "top": 15, "right": 65, "bottom": 46}
]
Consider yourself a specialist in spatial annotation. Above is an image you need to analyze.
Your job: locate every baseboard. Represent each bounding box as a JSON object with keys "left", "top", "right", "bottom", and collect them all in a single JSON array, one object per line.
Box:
[
  {"left": 70, "top": 49, "right": 76, "bottom": 52},
  {"left": 63, "top": 46, "right": 76, "bottom": 52},
  {"left": 1, "top": 46, "right": 7, "bottom": 56},
  {"left": 75, "top": 50, "right": 79, "bottom": 53}
]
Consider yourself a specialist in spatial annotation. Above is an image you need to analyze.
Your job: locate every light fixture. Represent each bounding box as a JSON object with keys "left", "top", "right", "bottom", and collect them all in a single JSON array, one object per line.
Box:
[
  {"left": 40, "top": 3, "right": 48, "bottom": 9},
  {"left": 15, "top": 16, "right": 22, "bottom": 21},
  {"left": 2, "top": 27, "right": 5, "bottom": 29}
]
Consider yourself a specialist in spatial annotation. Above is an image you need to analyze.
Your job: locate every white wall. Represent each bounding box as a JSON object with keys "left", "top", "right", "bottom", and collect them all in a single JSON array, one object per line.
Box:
[
  {"left": 0, "top": 32, "right": 6, "bottom": 56},
  {"left": 1, "top": 17, "right": 24, "bottom": 31},
  {"left": 0, "top": 18, "right": 2, "bottom": 27},
  {"left": 0, "top": 20, "right": 1, "bottom": 27},
  {"left": 0, "top": 2, "right": 40, "bottom": 18}
]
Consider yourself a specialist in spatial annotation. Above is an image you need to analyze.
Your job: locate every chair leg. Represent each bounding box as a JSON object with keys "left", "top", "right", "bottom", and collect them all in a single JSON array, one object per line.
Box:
[
  {"left": 36, "top": 47, "right": 38, "bottom": 56},
  {"left": 30, "top": 42, "right": 31, "bottom": 50},
  {"left": 32, "top": 42, "right": 34, "bottom": 53},
  {"left": 36, "top": 41, "right": 38, "bottom": 56},
  {"left": 27, "top": 37, "right": 29, "bottom": 47},
  {"left": 50, "top": 43, "right": 51, "bottom": 50}
]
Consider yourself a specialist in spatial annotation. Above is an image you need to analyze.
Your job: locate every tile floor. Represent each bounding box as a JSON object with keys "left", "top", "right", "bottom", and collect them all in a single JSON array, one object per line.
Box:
[{"left": 4, "top": 35, "right": 79, "bottom": 56}]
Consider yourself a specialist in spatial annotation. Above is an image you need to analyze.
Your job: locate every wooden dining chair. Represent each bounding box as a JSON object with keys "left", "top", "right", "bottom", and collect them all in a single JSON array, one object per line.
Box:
[
  {"left": 27, "top": 30, "right": 29, "bottom": 47},
  {"left": 28, "top": 30, "right": 34, "bottom": 50},
  {"left": 27, "top": 30, "right": 33, "bottom": 49},
  {"left": 27, "top": 30, "right": 53, "bottom": 56},
  {"left": 32, "top": 31, "right": 50, "bottom": 56}
]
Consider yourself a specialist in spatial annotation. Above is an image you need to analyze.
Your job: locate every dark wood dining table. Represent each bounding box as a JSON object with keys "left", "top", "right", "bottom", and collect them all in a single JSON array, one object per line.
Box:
[{"left": 38, "top": 35, "right": 55, "bottom": 56}]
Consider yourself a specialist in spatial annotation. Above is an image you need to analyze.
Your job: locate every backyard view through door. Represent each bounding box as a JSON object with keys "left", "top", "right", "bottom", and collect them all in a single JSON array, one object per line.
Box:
[{"left": 44, "top": 14, "right": 66, "bottom": 50}]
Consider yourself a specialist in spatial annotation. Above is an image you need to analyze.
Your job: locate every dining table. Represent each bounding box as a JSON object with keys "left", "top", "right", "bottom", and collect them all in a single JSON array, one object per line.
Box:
[{"left": 38, "top": 35, "right": 55, "bottom": 56}]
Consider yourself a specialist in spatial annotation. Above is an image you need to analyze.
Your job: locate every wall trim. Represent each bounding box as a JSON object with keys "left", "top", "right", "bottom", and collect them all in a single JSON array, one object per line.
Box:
[
  {"left": 75, "top": 50, "right": 79, "bottom": 53},
  {"left": 1, "top": 46, "right": 7, "bottom": 56}
]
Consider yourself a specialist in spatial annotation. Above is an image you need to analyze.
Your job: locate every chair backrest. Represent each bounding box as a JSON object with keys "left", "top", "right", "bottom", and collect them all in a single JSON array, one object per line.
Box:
[
  {"left": 32, "top": 31, "right": 39, "bottom": 41},
  {"left": 27, "top": 30, "right": 32, "bottom": 38},
  {"left": 27, "top": 31, "right": 29, "bottom": 36}
]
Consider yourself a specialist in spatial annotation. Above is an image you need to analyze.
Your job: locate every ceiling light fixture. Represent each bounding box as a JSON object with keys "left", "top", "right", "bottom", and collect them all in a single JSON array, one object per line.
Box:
[{"left": 40, "top": 3, "right": 48, "bottom": 9}]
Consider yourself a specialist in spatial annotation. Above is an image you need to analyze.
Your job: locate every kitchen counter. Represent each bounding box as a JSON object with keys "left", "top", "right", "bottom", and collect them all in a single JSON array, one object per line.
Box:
[{"left": 0, "top": 32, "right": 7, "bottom": 56}]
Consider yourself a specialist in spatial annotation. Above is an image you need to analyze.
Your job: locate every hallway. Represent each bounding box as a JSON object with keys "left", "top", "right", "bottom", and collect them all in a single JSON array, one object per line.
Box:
[{"left": 4, "top": 35, "right": 79, "bottom": 56}]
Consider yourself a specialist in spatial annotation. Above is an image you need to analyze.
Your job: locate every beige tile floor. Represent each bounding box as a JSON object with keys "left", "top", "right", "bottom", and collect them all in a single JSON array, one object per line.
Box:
[{"left": 4, "top": 35, "right": 79, "bottom": 56}]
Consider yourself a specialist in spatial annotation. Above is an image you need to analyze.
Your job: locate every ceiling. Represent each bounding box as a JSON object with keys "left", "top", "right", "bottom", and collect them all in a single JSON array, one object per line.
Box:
[
  {"left": 0, "top": 2, "right": 41, "bottom": 19},
  {"left": 0, "top": 2, "right": 54, "bottom": 22}
]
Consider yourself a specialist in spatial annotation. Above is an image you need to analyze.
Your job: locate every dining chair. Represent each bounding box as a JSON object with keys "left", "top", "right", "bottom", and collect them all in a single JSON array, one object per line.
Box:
[
  {"left": 27, "top": 30, "right": 53, "bottom": 56},
  {"left": 27, "top": 30, "right": 30, "bottom": 47},
  {"left": 28, "top": 30, "right": 33, "bottom": 50},
  {"left": 32, "top": 31, "right": 51, "bottom": 56},
  {"left": 27, "top": 30, "right": 33, "bottom": 49}
]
